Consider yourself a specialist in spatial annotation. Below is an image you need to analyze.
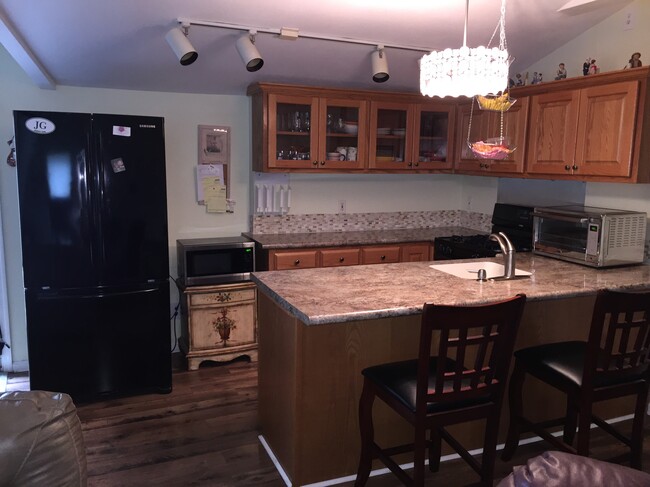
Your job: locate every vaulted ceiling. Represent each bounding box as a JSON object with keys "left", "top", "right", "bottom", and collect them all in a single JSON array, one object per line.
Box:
[{"left": 0, "top": 0, "right": 632, "bottom": 96}]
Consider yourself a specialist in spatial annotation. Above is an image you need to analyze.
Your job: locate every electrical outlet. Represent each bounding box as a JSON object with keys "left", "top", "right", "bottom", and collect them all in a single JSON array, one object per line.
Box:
[
  {"left": 338, "top": 200, "right": 346, "bottom": 214},
  {"left": 623, "top": 10, "right": 635, "bottom": 31}
]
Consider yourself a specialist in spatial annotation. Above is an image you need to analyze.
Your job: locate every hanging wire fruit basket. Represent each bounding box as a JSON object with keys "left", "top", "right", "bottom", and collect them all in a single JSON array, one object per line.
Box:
[
  {"left": 467, "top": 95, "right": 517, "bottom": 160},
  {"left": 468, "top": 137, "right": 515, "bottom": 160},
  {"left": 476, "top": 92, "right": 516, "bottom": 112}
]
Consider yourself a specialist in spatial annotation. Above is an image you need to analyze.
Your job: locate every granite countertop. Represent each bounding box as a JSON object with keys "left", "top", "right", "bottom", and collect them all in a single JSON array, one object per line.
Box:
[
  {"left": 243, "top": 226, "right": 481, "bottom": 249},
  {"left": 251, "top": 254, "right": 650, "bottom": 326}
]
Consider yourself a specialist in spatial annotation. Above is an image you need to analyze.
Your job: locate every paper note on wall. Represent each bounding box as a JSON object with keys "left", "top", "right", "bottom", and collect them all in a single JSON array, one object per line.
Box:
[
  {"left": 196, "top": 164, "right": 225, "bottom": 204},
  {"left": 204, "top": 180, "right": 227, "bottom": 213}
]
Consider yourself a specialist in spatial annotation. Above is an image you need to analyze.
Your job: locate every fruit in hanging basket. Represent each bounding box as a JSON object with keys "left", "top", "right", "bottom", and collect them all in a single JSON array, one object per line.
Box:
[
  {"left": 476, "top": 93, "right": 516, "bottom": 111},
  {"left": 469, "top": 140, "right": 515, "bottom": 160}
]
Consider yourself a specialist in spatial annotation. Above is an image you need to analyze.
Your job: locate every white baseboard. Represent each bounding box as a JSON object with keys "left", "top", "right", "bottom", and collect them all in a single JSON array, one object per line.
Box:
[
  {"left": 259, "top": 413, "right": 637, "bottom": 487},
  {"left": 11, "top": 360, "right": 28, "bottom": 373}
]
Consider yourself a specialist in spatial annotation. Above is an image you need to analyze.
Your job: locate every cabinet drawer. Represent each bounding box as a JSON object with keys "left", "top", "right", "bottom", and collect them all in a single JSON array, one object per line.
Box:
[
  {"left": 273, "top": 250, "right": 319, "bottom": 270},
  {"left": 189, "top": 287, "right": 255, "bottom": 306},
  {"left": 321, "top": 248, "right": 360, "bottom": 267},
  {"left": 361, "top": 246, "right": 401, "bottom": 264}
]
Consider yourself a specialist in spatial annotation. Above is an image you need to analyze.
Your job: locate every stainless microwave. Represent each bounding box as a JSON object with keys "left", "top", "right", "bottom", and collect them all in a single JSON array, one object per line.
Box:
[
  {"left": 177, "top": 237, "right": 255, "bottom": 287},
  {"left": 533, "top": 205, "right": 647, "bottom": 267}
]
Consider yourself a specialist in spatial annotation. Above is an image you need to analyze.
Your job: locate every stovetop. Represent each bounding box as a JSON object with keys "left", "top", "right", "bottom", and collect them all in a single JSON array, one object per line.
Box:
[{"left": 434, "top": 203, "right": 534, "bottom": 261}]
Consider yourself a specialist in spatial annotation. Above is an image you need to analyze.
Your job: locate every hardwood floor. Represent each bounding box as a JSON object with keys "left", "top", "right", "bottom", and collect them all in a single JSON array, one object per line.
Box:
[{"left": 5, "top": 358, "right": 650, "bottom": 486}]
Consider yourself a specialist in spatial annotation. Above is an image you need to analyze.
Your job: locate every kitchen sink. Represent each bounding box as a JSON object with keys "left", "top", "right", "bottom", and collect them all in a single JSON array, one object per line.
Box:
[{"left": 429, "top": 261, "right": 532, "bottom": 280}]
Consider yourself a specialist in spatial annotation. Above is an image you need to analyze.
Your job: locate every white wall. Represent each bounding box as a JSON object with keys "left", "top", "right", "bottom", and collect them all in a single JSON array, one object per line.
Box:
[{"left": 522, "top": 0, "right": 650, "bottom": 82}]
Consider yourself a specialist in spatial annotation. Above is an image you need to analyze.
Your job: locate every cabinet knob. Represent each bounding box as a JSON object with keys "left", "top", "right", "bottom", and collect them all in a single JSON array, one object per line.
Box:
[
  {"left": 572, "top": 165, "right": 578, "bottom": 170},
  {"left": 339, "top": 257, "right": 345, "bottom": 262},
  {"left": 320, "top": 160, "right": 325, "bottom": 165},
  {"left": 294, "top": 259, "right": 300, "bottom": 265},
  {"left": 407, "top": 162, "right": 413, "bottom": 167},
  {"left": 312, "top": 160, "right": 318, "bottom": 166},
  {"left": 380, "top": 255, "right": 386, "bottom": 260},
  {"left": 565, "top": 165, "right": 571, "bottom": 171},
  {"left": 414, "top": 162, "right": 419, "bottom": 167}
]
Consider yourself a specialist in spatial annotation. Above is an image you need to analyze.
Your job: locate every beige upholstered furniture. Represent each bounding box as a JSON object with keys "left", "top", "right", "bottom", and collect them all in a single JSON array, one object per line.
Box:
[
  {"left": 0, "top": 391, "right": 87, "bottom": 486},
  {"left": 497, "top": 450, "right": 650, "bottom": 487}
]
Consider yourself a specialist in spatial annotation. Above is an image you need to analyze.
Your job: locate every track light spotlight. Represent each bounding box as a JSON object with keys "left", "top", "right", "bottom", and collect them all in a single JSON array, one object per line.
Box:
[
  {"left": 165, "top": 23, "right": 198, "bottom": 66},
  {"left": 371, "top": 46, "right": 389, "bottom": 83},
  {"left": 236, "top": 30, "right": 264, "bottom": 72}
]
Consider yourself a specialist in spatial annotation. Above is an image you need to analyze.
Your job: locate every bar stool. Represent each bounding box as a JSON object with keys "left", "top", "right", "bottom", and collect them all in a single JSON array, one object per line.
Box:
[
  {"left": 355, "top": 294, "right": 526, "bottom": 486},
  {"left": 502, "top": 289, "right": 650, "bottom": 469}
]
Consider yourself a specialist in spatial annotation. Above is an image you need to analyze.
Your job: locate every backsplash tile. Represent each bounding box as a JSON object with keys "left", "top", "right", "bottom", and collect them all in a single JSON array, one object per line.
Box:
[{"left": 251, "top": 211, "right": 492, "bottom": 234}]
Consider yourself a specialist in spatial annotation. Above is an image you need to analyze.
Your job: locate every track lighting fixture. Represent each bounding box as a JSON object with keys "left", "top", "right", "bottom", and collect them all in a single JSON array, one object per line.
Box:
[
  {"left": 371, "top": 45, "right": 389, "bottom": 83},
  {"left": 165, "top": 22, "right": 198, "bottom": 66},
  {"left": 236, "top": 30, "right": 264, "bottom": 72}
]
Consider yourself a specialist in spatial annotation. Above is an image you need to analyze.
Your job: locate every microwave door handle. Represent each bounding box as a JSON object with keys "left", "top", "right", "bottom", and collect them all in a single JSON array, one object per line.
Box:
[{"left": 533, "top": 212, "right": 589, "bottom": 223}]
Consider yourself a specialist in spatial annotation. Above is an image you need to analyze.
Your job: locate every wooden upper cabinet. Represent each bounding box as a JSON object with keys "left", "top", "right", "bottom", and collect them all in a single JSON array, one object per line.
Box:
[
  {"left": 249, "top": 83, "right": 456, "bottom": 174},
  {"left": 526, "top": 80, "right": 638, "bottom": 178},
  {"left": 575, "top": 82, "right": 637, "bottom": 177},
  {"left": 526, "top": 90, "right": 580, "bottom": 175},
  {"left": 412, "top": 102, "right": 456, "bottom": 171},
  {"left": 368, "top": 101, "right": 415, "bottom": 170},
  {"left": 317, "top": 97, "right": 368, "bottom": 170},
  {"left": 455, "top": 97, "right": 529, "bottom": 175},
  {"left": 267, "top": 93, "right": 320, "bottom": 170},
  {"left": 248, "top": 68, "right": 650, "bottom": 181}
]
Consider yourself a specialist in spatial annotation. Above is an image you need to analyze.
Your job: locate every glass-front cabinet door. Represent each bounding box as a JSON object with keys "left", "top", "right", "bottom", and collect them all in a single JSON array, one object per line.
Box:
[
  {"left": 268, "top": 94, "right": 319, "bottom": 169},
  {"left": 413, "top": 103, "right": 455, "bottom": 171},
  {"left": 368, "top": 101, "right": 414, "bottom": 170},
  {"left": 317, "top": 98, "right": 367, "bottom": 170}
]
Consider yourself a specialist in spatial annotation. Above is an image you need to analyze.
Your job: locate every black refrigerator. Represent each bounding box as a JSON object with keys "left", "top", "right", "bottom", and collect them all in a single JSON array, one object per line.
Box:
[{"left": 13, "top": 110, "right": 171, "bottom": 402}]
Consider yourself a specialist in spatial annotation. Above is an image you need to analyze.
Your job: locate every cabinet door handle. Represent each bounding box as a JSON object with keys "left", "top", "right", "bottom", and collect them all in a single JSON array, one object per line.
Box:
[
  {"left": 294, "top": 259, "right": 301, "bottom": 265},
  {"left": 414, "top": 162, "right": 419, "bottom": 167},
  {"left": 407, "top": 162, "right": 413, "bottom": 167},
  {"left": 320, "top": 160, "right": 325, "bottom": 165},
  {"left": 380, "top": 255, "right": 386, "bottom": 260},
  {"left": 339, "top": 257, "right": 345, "bottom": 262},
  {"left": 572, "top": 165, "right": 578, "bottom": 170},
  {"left": 312, "top": 160, "right": 318, "bottom": 166},
  {"left": 565, "top": 165, "right": 571, "bottom": 171}
]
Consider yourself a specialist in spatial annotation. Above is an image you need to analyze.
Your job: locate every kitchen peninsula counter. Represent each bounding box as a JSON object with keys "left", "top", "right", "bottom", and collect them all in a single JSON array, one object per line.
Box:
[{"left": 252, "top": 255, "right": 650, "bottom": 486}]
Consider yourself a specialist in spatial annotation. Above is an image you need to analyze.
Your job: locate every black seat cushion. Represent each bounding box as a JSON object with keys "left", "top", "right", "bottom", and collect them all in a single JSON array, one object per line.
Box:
[
  {"left": 362, "top": 357, "right": 493, "bottom": 414},
  {"left": 514, "top": 341, "right": 648, "bottom": 391}
]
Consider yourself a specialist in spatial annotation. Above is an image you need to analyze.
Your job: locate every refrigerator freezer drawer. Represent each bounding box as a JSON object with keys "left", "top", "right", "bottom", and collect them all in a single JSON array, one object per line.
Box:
[{"left": 25, "top": 284, "right": 171, "bottom": 402}]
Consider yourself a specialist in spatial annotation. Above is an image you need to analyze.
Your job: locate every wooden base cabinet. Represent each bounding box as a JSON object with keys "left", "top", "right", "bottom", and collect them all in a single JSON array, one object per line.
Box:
[
  {"left": 264, "top": 242, "right": 432, "bottom": 270},
  {"left": 180, "top": 282, "right": 258, "bottom": 370}
]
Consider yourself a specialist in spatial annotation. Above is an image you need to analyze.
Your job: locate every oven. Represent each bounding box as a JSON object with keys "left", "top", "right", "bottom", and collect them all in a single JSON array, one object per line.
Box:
[{"left": 434, "top": 203, "right": 534, "bottom": 260}]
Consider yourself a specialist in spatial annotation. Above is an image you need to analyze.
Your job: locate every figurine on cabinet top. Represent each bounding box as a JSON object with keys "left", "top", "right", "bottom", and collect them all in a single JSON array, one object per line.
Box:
[
  {"left": 625, "top": 52, "right": 642, "bottom": 69},
  {"left": 583, "top": 58, "right": 591, "bottom": 76},
  {"left": 515, "top": 73, "right": 524, "bottom": 86},
  {"left": 555, "top": 63, "right": 567, "bottom": 80},
  {"left": 587, "top": 59, "right": 598, "bottom": 75},
  {"left": 531, "top": 72, "right": 543, "bottom": 84}
]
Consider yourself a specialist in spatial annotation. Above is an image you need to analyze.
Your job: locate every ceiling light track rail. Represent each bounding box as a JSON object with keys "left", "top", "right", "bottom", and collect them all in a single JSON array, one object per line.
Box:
[{"left": 176, "top": 17, "right": 433, "bottom": 54}]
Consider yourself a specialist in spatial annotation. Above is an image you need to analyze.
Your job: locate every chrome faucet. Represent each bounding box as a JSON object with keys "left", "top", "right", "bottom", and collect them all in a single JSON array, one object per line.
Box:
[{"left": 489, "top": 232, "right": 516, "bottom": 279}]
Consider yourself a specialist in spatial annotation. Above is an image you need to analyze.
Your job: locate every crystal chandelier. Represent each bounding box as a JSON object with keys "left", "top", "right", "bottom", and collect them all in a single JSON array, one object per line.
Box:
[{"left": 420, "top": 0, "right": 510, "bottom": 98}]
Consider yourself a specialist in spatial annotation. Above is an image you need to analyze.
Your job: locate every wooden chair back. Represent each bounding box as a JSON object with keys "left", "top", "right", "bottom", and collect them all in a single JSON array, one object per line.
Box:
[
  {"left": 416, "top": 294, "right": 526, "bottom": 415},
  {"left": 584, "top": 289, "right": 650, "bottom": 388}
]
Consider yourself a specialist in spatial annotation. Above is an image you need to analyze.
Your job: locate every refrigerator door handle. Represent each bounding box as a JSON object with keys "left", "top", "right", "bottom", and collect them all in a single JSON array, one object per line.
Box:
[{"left": 36, "top": 286, "right": 162, "bottom": 300}]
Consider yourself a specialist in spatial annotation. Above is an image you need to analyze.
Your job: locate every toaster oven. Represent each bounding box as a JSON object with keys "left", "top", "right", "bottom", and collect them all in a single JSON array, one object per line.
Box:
[{"left": 533, "top": 205, "right": 647, "bottom": 267}]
